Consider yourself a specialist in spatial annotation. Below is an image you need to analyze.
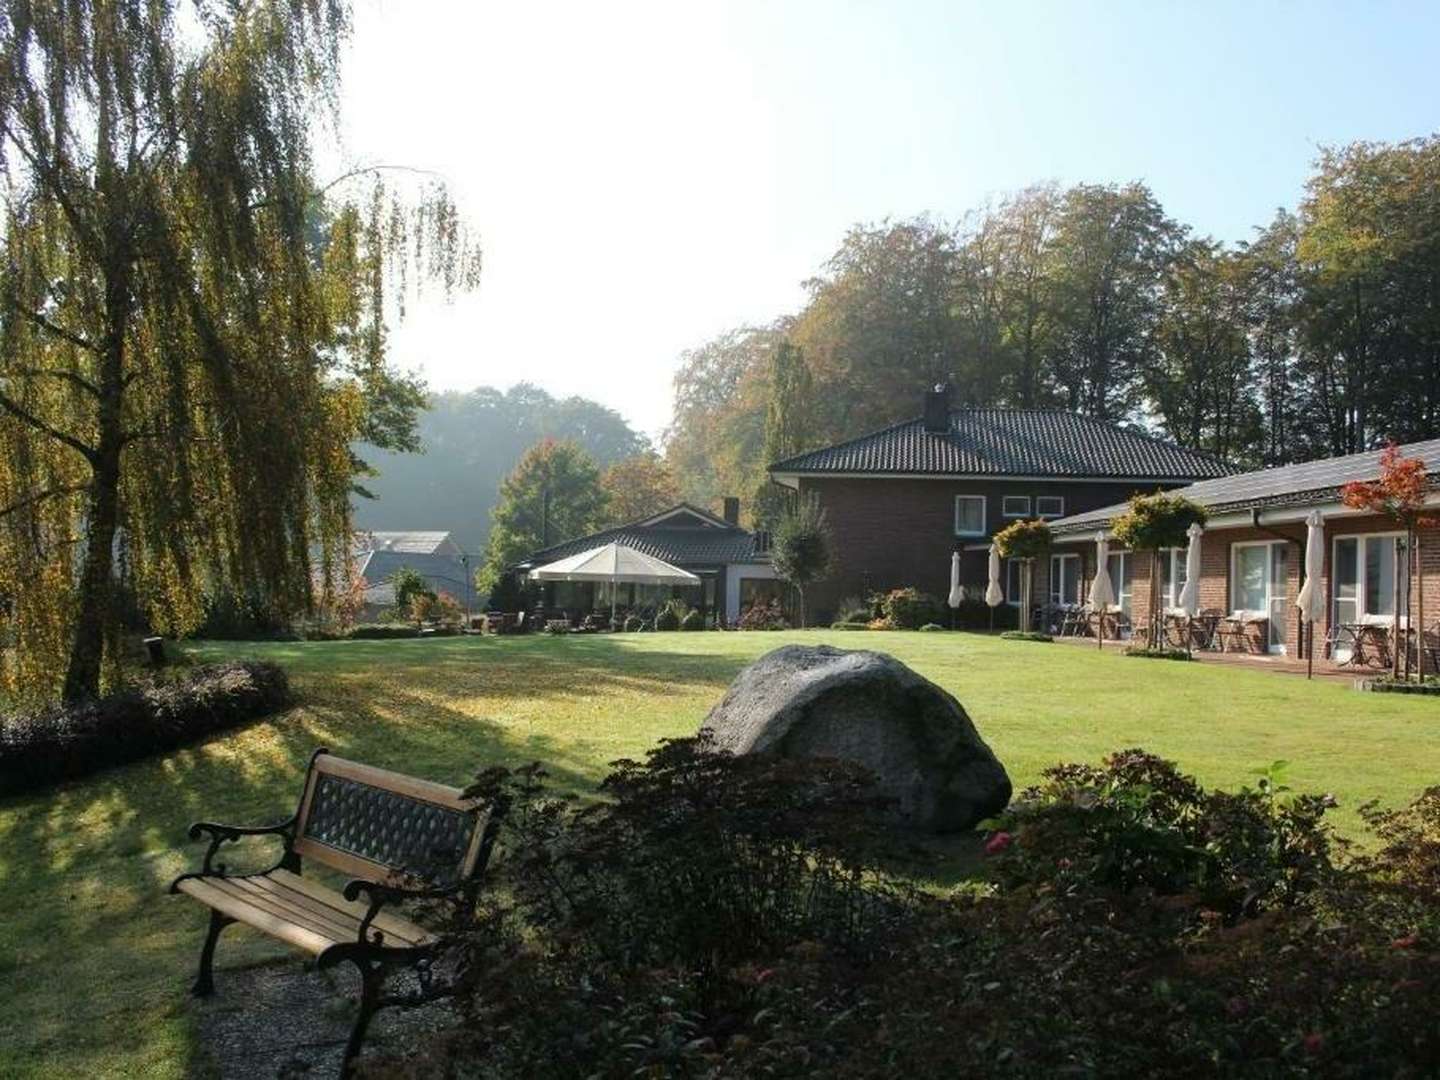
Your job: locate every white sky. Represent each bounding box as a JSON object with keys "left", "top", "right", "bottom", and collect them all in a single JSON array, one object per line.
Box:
[{"left": 340, "top": 0, "right": 1440, "bottom": 443}]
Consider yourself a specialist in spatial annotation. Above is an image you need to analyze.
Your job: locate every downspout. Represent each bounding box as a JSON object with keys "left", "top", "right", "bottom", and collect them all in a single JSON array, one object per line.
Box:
[{"left": 1251, "top": 509, "right": 1304, "bottom": 656}]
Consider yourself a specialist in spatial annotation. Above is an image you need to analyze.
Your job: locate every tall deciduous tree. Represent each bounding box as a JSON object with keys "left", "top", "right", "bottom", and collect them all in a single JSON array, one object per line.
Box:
[
  {"left": 0, "top": 1, "right": 479, "bottom": 700},
  {"left": 600, "top": 452, "right": 681, "bottom": 525},
  {"left": 477, "top": 439, "right": 607, "bottom": 593},
  {"left": 753, "top": 341, "right": 813, "bottom": 528}
]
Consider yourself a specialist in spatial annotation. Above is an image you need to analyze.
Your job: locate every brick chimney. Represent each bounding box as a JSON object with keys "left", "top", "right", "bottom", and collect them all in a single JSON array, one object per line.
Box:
[
  {"left": 922, "top": 383, "right": 952, "bottom": 434},
  {"left": 722, "top": 496, "right": 740, "bottom": 525}
]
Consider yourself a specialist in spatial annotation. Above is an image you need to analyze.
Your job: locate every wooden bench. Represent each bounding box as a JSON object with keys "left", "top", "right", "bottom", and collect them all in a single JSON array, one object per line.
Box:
[{"left": 169, "top": 749, "right": 503, "bottom": 1074}]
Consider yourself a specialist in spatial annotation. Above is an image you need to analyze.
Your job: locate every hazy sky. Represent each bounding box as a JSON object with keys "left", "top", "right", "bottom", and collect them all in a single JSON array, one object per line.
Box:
[{"left": 341, "top": 0, "right": 1440, "bottom": 442}]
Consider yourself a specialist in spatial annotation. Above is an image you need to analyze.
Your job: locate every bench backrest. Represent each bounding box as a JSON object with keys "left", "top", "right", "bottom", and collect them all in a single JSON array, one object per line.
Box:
[{"left": 292, "top": 751, "right": 490, "bottom": 886}]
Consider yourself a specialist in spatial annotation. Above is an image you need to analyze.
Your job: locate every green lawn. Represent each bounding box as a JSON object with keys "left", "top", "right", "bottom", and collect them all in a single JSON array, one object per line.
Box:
[{"left": 1, "top": 630, "right": 1438, "bottom": 1078}]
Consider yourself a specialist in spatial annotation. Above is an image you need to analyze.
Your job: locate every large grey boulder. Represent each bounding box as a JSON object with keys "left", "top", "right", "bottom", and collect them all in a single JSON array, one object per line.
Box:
[{"left": 702, "top": 645, "right": 1011, "bottom": 832}]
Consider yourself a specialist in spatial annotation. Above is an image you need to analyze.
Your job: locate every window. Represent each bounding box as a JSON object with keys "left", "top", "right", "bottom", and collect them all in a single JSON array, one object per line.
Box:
[
  {"left": 1036, "top": 496, "right": 1065, "bottom": 519},
  {"left": 1050, "top": 553, "right": 1080, "bottom": 606},
  {"left": 1002, "top": 495, "right": 1031, "bottom": 518},
  {"left": 1106, "top": 551, "right": 1133, "bottom": 615},
  {"left": 1158, "top": 548, "right": 1188, "bottom": 609},
  {"left": 1230, "top": 540, "right": 1289, "bottom": 652},
  {"left": 1333, "top": 534, "right": 1401, "bottom": 624},
  {"left": 1005, "top": 558, "right": 1024, "bottom": 607},
  {"left": 954, "top": 495, "right": 986, "bottom": 537}
]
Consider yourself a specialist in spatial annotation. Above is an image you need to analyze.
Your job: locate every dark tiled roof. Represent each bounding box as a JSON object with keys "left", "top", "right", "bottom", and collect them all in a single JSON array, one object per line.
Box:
[
  {"left": 769, "top": 409, "right": 1228, "bottom": 481},
  {"left": 355, "top": 550, "right": 470, "bottom": 593},
  {"left": 1050, "top": 437, "right": 1440, "bottom": 533},
  {"left": 515, "top": 523, "right": 764, "bottom": 570}
]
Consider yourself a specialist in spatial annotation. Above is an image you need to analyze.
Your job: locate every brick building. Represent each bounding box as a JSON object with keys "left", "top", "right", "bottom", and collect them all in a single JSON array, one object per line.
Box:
[
  {"left": 766, "top": 387, "right": 1228, "bottom": 623},
  {"left": 1049, "top": 440, "right": 1440, "bottom": 658}
]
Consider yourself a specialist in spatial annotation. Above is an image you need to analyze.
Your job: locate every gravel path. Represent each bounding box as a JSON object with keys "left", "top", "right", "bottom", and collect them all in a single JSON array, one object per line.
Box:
[{"left": 190, "top": 957, "right": 458, "bottom": 1078}]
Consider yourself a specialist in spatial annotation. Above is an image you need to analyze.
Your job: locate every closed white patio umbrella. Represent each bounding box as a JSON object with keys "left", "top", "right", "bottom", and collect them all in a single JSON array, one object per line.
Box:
[
  {"left": 1090, "top": 533, "right": 1115, "bottom": 650},
  {"left": 530, "top": 542, "right": 700, "bottom": 622},
  {"left": 948, "top": 551, "right": 964, "bottom": 628},
  {"left": 1295, "top": 510, "right": 1326, "bottom": 678},
  {"left": 985, "top": 543, "right": 1004, "bottom": 630},
  {"left": 1177, "top": 521, "right": 1204, "bottom": 655}
]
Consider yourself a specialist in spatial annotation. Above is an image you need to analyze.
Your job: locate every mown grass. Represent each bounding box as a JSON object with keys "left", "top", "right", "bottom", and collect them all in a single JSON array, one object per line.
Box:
[{"left": 1, "top": 630, "right": 1438, "bottom": 1078}]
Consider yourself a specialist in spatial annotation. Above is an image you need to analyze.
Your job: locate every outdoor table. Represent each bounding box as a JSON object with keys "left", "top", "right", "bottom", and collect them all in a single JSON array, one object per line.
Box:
[{"left": 1188, "top": 613, "right": 1221, "bottom": 651}]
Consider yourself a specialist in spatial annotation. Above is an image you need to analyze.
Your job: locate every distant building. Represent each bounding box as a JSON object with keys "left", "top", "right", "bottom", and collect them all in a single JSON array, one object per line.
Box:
[
  {"left": 511, "top": 502, "right": 777, "bottom": 623},
  {"left": 352, "top": 530, "right": 471, "bottom": 611},
  {"left": 767, "top": 385, "right": 1228, "bottom": 623}
]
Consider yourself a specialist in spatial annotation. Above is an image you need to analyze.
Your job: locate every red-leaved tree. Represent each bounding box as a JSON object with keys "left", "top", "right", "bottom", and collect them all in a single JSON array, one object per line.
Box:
[{"left": 1341, "top": 443, "right": 1437, "bottom": 680}]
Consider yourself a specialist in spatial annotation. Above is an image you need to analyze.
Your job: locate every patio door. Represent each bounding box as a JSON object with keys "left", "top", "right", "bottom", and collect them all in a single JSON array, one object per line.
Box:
[
  {"left": 1331, "top": 534, "right": 1402, "bottom": 661},
  {"left": 1231, "top": 541, "right": 1288, "bottom": 654}
]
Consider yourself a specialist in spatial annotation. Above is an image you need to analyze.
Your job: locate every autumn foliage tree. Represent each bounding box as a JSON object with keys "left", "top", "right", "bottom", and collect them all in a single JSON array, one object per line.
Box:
[
  {"left": 600, "top": 452, "right": 680, "bottom": 526},
  {"left": 1341, "top": 443, "right": 1437, "bottom": 679},
  {"left": 0, "top": 1, "right": 479, "bottom": 701}
]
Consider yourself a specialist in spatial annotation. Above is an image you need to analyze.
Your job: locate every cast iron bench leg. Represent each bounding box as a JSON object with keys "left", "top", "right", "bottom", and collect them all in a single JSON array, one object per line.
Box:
[
  {"left": 342, "top": 960, "right": 386, "bottom": 1077},
  {"left": 192, "top": 909, "right": 235, "bottom": 997}
]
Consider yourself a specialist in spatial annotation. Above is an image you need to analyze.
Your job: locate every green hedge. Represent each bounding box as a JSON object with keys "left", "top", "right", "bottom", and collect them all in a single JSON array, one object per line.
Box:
[
  {"left": 1000, "top": 630, "right": 1053, "bottom": 642},
  {"left": 0, "top": 662, "right": 293, "bottom": 795}
]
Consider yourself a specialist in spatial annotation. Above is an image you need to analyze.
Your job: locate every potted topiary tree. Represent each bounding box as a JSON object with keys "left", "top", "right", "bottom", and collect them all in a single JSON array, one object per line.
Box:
[
  {"left": 1111, "top": 492, "right": 1208, "bottom": 652},
  {"left": 993, "top": 519, "right": 1052, "bottom": 633}
]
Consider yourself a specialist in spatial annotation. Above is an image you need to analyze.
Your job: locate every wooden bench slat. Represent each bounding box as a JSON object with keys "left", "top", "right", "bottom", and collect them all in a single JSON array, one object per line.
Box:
[
  {"left": 224, "top": 877, "right": 364, "bottom": 943},
  {"left": 265, "top": 869, "right": 436, "bottom": 947},
  {"left": 175, "top": 877, "right": 338, "bottom": 955}
]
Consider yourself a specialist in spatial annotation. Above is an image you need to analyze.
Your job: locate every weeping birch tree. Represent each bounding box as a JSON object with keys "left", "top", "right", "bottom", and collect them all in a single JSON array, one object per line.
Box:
[{"left": 0, "top": 1, "right": 479, "bottom": 701}]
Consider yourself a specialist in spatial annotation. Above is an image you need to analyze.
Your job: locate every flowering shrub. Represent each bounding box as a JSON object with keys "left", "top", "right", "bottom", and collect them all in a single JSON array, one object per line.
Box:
[{"left": 738, "top": 599, "right": 788, "bottom": 630}]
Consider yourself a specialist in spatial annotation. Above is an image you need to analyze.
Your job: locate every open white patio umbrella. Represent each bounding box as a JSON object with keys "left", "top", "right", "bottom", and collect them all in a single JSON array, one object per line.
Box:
[
  {"left": 1295, "top": 510, "right": 1326, "bottom": 678},
  {"left": 530, "top": 542, "right": 700, "bottom": 622},
  {"left": 985, "top": 543, "right": 1004, "bottom": 629},
  {"left": 948, "top": 551, "right": 964, "bottom": 628},
  {"left": 1090, "top": 533, "right": 1115, "bottom": 650}
]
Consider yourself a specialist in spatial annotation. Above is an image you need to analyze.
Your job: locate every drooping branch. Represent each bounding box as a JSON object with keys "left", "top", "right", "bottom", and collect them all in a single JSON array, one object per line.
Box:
[
  {"left": 9, "top": 366, "right": 101, "bottom": 397},
  {"left": 12, "top": 304, "right": 101, "bottom": 356},
  {"left": 0, "top": 484, "right": 86, "bottom": 520},
  {"left": 0, "top": 390, "right": 99, "bottom": 465}
]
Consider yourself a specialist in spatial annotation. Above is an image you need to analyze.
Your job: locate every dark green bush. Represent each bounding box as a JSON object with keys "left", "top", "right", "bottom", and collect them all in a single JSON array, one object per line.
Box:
[
  {"left": 366, "top": 750, "right": 1440, "bottom": 1080},
  {"left": 346, "top": 623, "right": 419, "bottom": 639},
  {"left": 881, "top": 587, "right": 944, "bottom": 629},
  {"left": 680, "top": 609, "right": 705, "bottom": 631},
  {"left": 834, "top": 595, "right": 875, "bottom": 624},
  {"left": 653, "top": 608, "right": 681, "bottom": 631},
  {"left": 1000, "top": 629, "right": 1052, "bottom": 642},
  {"left": 919, "top": 622, "right": 946, "bottom": 632},
  {"left": 0, "top": 662, "right": 292, "bottom": 795},
  {"left": 830, "top": 620, "right": 872, "bottom": 630},
  {"left": 622, "top": 614, "right": 646, "bottom": 633}
]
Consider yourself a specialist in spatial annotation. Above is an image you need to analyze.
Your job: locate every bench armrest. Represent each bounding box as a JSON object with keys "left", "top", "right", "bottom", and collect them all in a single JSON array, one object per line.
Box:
[
  {"left": 343, "top": 878, "right": 464, "bottom": 946},
  {"left": 176, "top": 817, "right": 298, "bottom": 882}
]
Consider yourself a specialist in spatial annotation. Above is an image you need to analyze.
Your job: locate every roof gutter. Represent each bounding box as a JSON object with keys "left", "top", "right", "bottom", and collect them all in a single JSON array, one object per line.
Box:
[{"left": 1250, "top": 508, "right": 1303, "bottom": 546}]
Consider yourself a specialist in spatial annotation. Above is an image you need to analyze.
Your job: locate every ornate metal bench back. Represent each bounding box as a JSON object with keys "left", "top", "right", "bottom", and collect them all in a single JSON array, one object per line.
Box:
[{"left": 292, "top": 753, "right": 486, "bottom": 886}]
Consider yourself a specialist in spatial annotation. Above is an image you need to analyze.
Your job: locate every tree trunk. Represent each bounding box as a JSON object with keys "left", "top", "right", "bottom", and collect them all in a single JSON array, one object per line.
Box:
[{"left": 62, "top": 277, "right": 128, "bottom": 702}]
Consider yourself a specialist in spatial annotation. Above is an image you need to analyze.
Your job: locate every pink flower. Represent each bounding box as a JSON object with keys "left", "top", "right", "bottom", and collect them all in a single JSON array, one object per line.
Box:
[
  {"left": 1303, "top": 1032, "right": 1325, "bottom": 1055},
  {"left": 984, "top": 831, "right": 1013, "bottom": 856}
]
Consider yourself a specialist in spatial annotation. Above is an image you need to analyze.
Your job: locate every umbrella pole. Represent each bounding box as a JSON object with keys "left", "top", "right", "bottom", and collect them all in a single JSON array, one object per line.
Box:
[{"left": 1307, "top": 620, "right": 1313, "bottom": 680}]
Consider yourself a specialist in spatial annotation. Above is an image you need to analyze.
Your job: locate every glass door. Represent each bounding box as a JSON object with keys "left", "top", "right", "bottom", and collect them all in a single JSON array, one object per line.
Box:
[{"left": 1231, "top": 541, "right": 1287, "bottom": 654}]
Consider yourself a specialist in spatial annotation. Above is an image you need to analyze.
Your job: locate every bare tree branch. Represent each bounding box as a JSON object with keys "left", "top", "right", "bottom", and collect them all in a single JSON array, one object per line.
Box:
[
  {"left": 0, "top": 390, "right": 98, "bottom": 465},
  {"left": 0, "top": 484, "right": 86, "bottom": 520},
  {"left": 12, "top": 304, "right": 100, "bottom": 355}
]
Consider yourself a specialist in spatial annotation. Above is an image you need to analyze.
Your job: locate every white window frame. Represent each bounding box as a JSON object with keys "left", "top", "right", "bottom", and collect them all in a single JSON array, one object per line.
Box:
[
  {"left": 1230, "top": 539, "right": 1290, "bottom": 653},
  {"left": 1049, "top": 552, "right": 1080, "bottom": 606},
  {"left": 1159, "top": 547, "right": 1188, "bottom": 609},
  {"left": 1001, "top": 495, "right": 1031, "bottom": 519},
  {"left": 1331, "top": 531, "right": 1404, "bottom": 626},
  {"left": 1036, "top": 495, "right": 1065, "bottom": 519},
  {"left": 1004, "top": 557, "right": 1025, "bottom": 607},
  {"left": 1106, "top": 551, "right": 1132, "bottom": 615},
  {"left": 954, "top": 495, "right": 987, "bottom": 538}
]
